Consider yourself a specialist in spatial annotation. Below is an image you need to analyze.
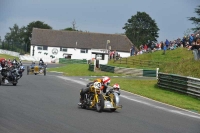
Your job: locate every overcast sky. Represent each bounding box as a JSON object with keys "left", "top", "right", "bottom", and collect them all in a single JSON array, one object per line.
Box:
[{"left": 0, "top": 0, "right": 199, "bottom": 42}]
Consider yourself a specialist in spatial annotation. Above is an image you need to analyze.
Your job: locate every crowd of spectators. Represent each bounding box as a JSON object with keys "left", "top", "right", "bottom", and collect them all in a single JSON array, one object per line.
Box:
[{"left": 130, "top": 31, "right": 200, "bottom": 59}]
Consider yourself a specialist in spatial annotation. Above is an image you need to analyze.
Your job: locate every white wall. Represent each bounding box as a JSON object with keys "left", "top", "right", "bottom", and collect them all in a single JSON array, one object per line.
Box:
[
  {"left": 30, "top": 45, "right": 129, "bottom": 63},
  {"left": 0, "top": 49, "right": 20, "bottom": 57},
  {"left": 117, "top": 51, "right": 130, "bottom": 58}
]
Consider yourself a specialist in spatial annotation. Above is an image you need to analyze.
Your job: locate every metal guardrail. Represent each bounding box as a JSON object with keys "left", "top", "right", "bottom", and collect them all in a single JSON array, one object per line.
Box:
[
  {"left": 99, "top": 64, "right": 157, "bottom": 77},
  {"left": 59, "top": 58, "right": 87, "bottom": 64},
  {"left": 157, "top": 72, "right": 200, "bottom": 98},
  {"left": 88, "top": 64, "right": 95, "bottom": 71}
]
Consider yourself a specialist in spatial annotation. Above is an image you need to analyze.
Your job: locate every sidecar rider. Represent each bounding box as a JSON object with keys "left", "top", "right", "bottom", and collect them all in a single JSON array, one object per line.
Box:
[
  {"left": 106, "top": 83, "right": 121, "bottom": 96},
  {"left": 79, "top": 76, "right": 111, "bottom": 105}
]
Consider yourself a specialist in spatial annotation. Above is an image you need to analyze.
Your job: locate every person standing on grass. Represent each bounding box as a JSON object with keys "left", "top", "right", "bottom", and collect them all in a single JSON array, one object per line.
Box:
[{"left": 162, "top": 43, "right": 167, "bottom": 55}]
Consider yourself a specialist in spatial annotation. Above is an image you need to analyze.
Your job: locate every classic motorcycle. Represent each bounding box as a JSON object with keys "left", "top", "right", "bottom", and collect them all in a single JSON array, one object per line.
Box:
[
  {"left": 79, "top": 82, "right": 105, "bottom": 112},
  {"left": 103, "top": 88, "right": 122, "bottom": 112}
]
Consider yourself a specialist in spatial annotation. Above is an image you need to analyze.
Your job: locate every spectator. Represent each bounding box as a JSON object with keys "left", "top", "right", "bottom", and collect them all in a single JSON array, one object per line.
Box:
[
  {"left": 144, "top": 44, "right": 148, "bottom": 52},
  {"left": 165, "top": 39, "right": 170, "bottom": 49},
  {"left": 194, "top": 34, "right": 200, "bottom": 44},
  {"left": 182, "top": 36, "right": 186, "bottom": 47},
  {"left": 114, "top": 50, "right": 118, "bottom": 60},
  {"left": 162, "top": 43, "right": 167, "bottom": 55},
  {"left": 189, "top": 34, "right": 194, "bottom": 46},
  {"left": 131, "top": 45, "right": 135, "bottom": 56}
]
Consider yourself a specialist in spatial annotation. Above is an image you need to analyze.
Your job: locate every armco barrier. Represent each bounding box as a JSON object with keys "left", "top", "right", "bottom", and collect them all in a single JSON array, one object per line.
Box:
[
  {"left": 88, "top": 64, "right": 95, "bottom": 71},
  {"left": 100, "top": 65, "right": 115, "bottom": 73},
  {"left": 143, "top": 70, "right": 157, "bottom": 77},
  {"left": 99, "top": 64, "right": 157, "bottom": 77},
  {"left": 59, "top": 58, "right": 87, "bottom": 64},
  {"left": 157, "top": 73, "right": 200, "bottom": 98}
]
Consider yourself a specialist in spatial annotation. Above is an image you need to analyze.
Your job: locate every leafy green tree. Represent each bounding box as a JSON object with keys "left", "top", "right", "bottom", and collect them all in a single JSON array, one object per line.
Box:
[
  {"left": 4, "top": 24, "right": 26, "bottom": 52},
  {"left": 62, "top": 27, "right": 78, "bottom": 31},
  {"left": 123, "top": 11, "right": 160, "bottom": 48},
  {"left": 24, "top": 21, "right": 52, "bottom": 52},
  {"left": 188, "top": 5, "right": 200, "bottom": 32}
]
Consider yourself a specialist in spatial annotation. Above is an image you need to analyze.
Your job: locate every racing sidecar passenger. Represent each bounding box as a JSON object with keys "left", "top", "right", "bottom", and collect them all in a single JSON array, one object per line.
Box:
[
  {"left": 31, "top": 61, "right": 35, "bottom": 69},
  {"left": 106, "top": 83, "right": 121, "bottom": 96},
  {"left": 79, "top": 76, "right": 111, "bottom": 105}
]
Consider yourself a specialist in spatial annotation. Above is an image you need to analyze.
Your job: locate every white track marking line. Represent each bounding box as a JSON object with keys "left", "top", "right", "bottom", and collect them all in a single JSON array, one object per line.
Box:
[
  {"left": 57, "top": 76, "right": 200, "bottom": 120},
  {"left": 120, "top": 95, "right": 200, "bottom": 120}
]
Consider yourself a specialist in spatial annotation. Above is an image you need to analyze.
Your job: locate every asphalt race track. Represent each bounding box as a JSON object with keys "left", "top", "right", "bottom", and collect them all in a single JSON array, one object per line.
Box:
[{"left": 0, "top": 64, "right": 200, "bottom": 133}]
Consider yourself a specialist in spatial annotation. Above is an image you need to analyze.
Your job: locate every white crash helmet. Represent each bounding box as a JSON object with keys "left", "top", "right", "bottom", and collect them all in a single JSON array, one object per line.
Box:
[
  {"left": 113, "top": 83, "right": 120, "bottom": 91},
  {"left": 20, "top": 66, "right": 25, "bottom": 72},
  {"left": 102, "top": 76, "right": 110, "bottom": 86}
]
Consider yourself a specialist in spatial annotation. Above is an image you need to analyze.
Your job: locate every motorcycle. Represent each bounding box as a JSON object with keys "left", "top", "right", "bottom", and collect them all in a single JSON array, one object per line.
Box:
[
  {"left": 103, "top": 88, "right": 122, "bottom": 112},
  {"left": 0, "top": 61, "right": 24, "bottom": 86},
  {"left": 79, "top": 81, "right": 105, "bottom": 112}
]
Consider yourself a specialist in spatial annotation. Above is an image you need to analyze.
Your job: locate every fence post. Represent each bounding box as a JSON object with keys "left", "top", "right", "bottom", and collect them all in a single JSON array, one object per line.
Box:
[
  {"left": 156, "top": 68, "right": 159, "bottom": 79},
  {"left": 94, "top": 59, "right": 96, "bottom": 72}
]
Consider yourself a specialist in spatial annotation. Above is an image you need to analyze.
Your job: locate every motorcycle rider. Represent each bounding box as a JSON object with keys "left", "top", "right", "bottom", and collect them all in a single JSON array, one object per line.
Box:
[
  {"left": 39, "top": 58, "right": 44, "bottom": 66},
  {"left": 78, "top": 76, "right": 111, "bottom": 105},
  {"left": 31, "top": 61, "right": 35, "bottom": 69}
]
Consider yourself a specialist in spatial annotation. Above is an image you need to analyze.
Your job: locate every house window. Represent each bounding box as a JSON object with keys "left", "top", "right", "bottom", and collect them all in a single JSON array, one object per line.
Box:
[
  {"left": 43, "top": 46, "right": 48, "bottom": 50},
  {"left": 60, "top": 47, "right": 68, "bottom": 52},
  {"left": 96, "top": 54, "right": 104, "bottom": 60},
  {"left": 63, "top": 48, "right": 67, "bottom": 52},
  {"left": 37, "top": 46, "right": 43, "bottom": 50},
  {"left": 80, "top": 49, "right": 88, "bottom": 53}
]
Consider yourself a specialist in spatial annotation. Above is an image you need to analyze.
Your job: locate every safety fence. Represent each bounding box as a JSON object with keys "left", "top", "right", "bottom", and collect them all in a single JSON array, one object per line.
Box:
[
  {"left": 88, "top": 64, "right": 95, "bottom": 71},
  {"left": 88, "top": 64, "right": 157, "bottom": 77},
  {"left": 113, "top": 58, "right": 162, "bottom": 68},
  {"left": 59, "top": 58, "right": 87, "bottom": 64},
  {"left": 157, "top": 73, "right": 200, "bottom": 98}
]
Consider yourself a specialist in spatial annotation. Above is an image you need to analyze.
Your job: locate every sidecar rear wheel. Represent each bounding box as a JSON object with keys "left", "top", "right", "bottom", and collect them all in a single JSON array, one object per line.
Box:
[{"left": 96, "top": 94, "right": 104, "bottom": 112}]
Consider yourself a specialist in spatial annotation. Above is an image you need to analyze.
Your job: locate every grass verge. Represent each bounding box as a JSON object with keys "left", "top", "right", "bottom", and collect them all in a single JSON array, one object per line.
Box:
[
  {"left": 49, "top": 63, "right": 200, "bottom": 113},
  {"left": 110, "top": 78, "right": 200, "bottom": 113},
  {"left": 47, "top": 64, "right": 125, "bottom": 76},
  {"left": 0, "top": 54, "right": 19, "bottom": 60}
]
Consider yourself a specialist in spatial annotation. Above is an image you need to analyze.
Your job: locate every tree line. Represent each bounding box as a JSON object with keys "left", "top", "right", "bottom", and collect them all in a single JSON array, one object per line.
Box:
[{"left": 0, "top": 5, "right": 199, "bottom": 54}]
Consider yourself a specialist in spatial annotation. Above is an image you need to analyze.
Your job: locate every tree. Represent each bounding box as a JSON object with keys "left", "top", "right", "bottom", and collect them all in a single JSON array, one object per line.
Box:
[
  {"left": 188, "top": 5, "right": 200, "bottom": 32},
  {"left": 62, "top": 20, "right": 78, "bottom": 31},
  {"left": 4, "top": 24, "right": 26, "bottom": 52},
  {"left": 123, "top": 11, "right": 159, "bottom": 48},
  {"left": 63, "top": 27, "right": 78, "bottom": 31},
  {"left": 183, "top": 28, "right": 192, "bottom": 36},
  {"left": 24, "top": 21, "right": 52, "bottom": 52}
]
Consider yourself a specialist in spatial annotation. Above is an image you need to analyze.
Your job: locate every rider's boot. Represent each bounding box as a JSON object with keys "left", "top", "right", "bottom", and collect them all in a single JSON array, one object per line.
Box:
[{"left": 78, "top": 89, "right": 84, "bottom": 106}]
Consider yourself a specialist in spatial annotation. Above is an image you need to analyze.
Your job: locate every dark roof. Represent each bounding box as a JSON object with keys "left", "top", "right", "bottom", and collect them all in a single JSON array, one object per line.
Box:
[{"left": 31, "top": 28, "right": 133, "bottom": 52}]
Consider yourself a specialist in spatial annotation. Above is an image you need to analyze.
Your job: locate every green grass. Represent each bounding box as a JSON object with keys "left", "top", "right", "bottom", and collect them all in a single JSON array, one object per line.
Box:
[
  {"left": 48, "top": 64, "right": 125, "bottom": 76},
  {"left": 109, "top": 48, "right": 200, "bottom": 78},
  {"left": 31, "top": 50, "right": 200, "bottom": 113},
  {"left": 0, "top": 54, "right": 19, "bottom": 60},
  {"left": 109, "top": 78, "right": 200, "bottom": 113}
]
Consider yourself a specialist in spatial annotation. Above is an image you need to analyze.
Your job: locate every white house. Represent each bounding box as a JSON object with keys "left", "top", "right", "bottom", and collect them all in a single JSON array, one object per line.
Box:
[{"left": 30, "top": 28, "right": 135, "bottom": 64}]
